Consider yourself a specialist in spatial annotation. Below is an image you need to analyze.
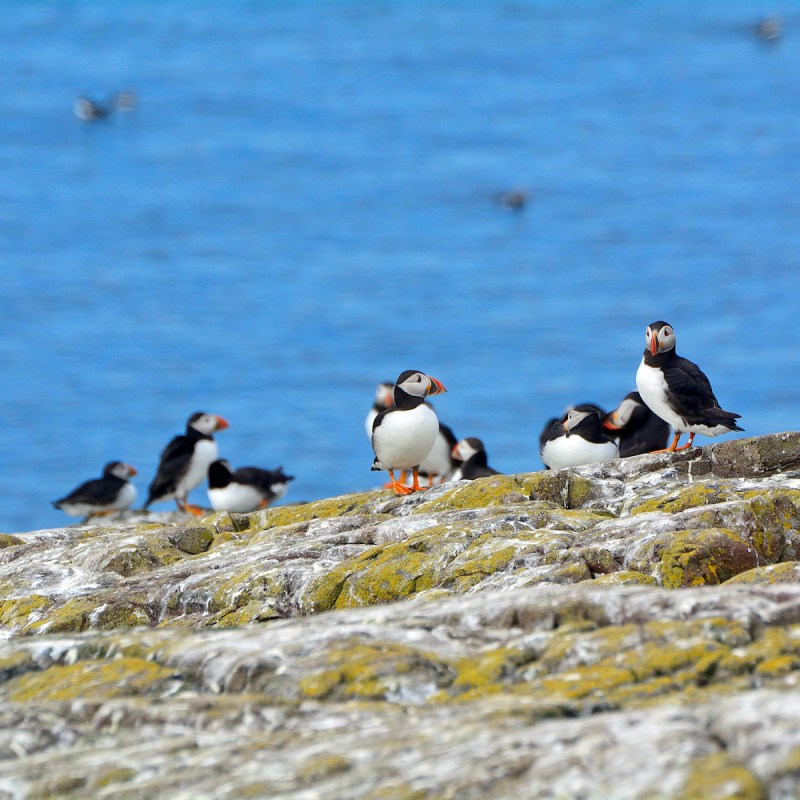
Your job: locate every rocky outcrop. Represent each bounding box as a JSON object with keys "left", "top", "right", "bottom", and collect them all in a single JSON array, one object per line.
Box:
[{"left": 2, "top": 433, "right": 800, "bottom": 798}]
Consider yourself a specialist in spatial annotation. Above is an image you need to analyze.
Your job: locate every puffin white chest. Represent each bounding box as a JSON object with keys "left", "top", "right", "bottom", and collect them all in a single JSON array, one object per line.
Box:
[
  {"left": 372, "top": 404, "right": 439, "bottom": 470},
  {"left": 208, "top": 481, "right": 263, "bottom": 513},
  {"left": 114, "top": 481, "right": 138, "bottom": 511},
  {"left": 541, "top": 434, "right": 619, "bottom": 471},
  {"left": 636, "top": 358, "right": 685, "bottom": 432},
  {"left": 177, "top": 439, "right": 218, "bottom": 496}
]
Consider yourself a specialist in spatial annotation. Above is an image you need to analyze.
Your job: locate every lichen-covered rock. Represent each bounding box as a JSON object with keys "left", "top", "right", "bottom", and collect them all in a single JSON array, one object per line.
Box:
[{"left": 3, "top": 434, "right": 800, "bottom": 796}]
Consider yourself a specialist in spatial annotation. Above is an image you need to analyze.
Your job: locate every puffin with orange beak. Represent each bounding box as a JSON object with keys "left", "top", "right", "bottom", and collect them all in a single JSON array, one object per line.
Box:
[
  {"left": 53, "top": 461, "right": 138, "bottom": 521},
  {"left": 371, "top": 370, "right": 447, "bottom": 495},
  {"left": 602, "top": 391, "right": 671, "bottom": 456},
  {"left": 145, "top": 412, "right": 229, "bottom": 515},
  {"left": 636, "top": 321, "right": 743, "bottom": 452}
]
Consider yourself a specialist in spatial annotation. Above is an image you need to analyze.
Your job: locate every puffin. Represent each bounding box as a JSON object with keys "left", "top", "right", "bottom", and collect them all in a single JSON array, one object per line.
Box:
[
  {"left": 540, "top": 405, "right": 619, "bottom": 470},
  {"left": 635, "top": 321, "right": 743, "bottom": 451},
  {"left": 371, "top": 370, "right": 446, "bottom": 495},
  {"left": 145, "top": 412, "right": 229, "bottom": 515},
  {"left": 538, "top": 403, "right": 606, "bottom": 468},
  {"left": 52, "top": 461, "right": 138, "bottom": 520},
  {"left": 207, "top": 460, "right": 294, "bottom": 513},
  {"left": 450, "top": 437, "right": 500, "bottom": 481},
  {"left": 602, "top": 391, "right": 671, "bottom": 456}
]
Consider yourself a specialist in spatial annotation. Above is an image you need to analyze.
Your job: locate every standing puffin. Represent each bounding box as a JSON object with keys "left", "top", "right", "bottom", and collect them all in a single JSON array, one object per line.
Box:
[
  {"left": 602, "top": 391, "right": 671, "bottom": 456},
  {"left": 145, "top": 412, "right": 229, "bottom": 515},
  {"left": 635, "top": 321, "right": 743, "bottom": 451},
  {"left": 450, "top": 437, "right": 500, "bottom": 481},
  {"left": 371, "top": 370, "right": 446, "bottom": 495},
  {"left": 540, "top": 405, "right": 619, "bottom": 470},
  {"left": 52, "top": 461, "right": 138, "bottom": 520},
  {"left": 207, "top": 460, "right": 294, "bottom": 513}
]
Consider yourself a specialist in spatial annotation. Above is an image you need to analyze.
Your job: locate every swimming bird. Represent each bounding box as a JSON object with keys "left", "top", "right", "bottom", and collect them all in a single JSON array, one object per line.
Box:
[
  {"left": 371, "top": 370, "right": 446, "bottom": 495},
  {"left": 540, "top": 405, "right": 619, "bottom": 470},
  {"left": 602, "top": 390, "right": 671, "bottom": 456},
  {"left": 207, "top": 459, "right": 294, "bottom": 513},
  {"left": 73, "top": 96, "right": 111, "bottom": 122},
  {"left": 145, "top": 412, "right": 229, "bottom": 516},
  {"left": 52, "top": 461, "right": 138, "bottom": 520},
  {"left": 450, "top": 437, "right": 500, "bottom": 480},
  {"left": 635, "top": 321, "right": 743, "bottom": 452}
]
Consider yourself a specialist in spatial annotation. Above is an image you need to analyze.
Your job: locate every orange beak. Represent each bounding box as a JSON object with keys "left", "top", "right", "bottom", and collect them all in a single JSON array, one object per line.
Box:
[
  {"left": 602, "top": 413, "right": 621, "bottom": 431},
  {"left": 427, "top": 376, "right": 446, "bottom": 396},
  {"left": 650, "top": 337, "right": 658, "bottom": 357},
  {"left": 127, "top": 465, "right": 138, "bottom": 476},
  {"left": 214, "top": 416, "right": 229, "bottom": 431}
]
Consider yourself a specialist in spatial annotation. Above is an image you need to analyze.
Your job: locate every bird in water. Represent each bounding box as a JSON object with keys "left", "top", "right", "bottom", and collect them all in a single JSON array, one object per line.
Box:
[
  {"left": 602, "top": 390, "right": 671, "bottom": 456},
  {"left": 371, "top": 370, "right": 447, "bottom": 495},
  {"left": 52, "top": 461, "right": 138, "bottom": 520},
  {"left": 450, "top": 437, "right": 500, "bottom": 480},
  {"left": 145, "top": 412, "right": 229, "bottom": 516},
  {"left": 635, "top": 321, "right": 743, "bottom": 452},
  {"left": 207, "top": 460, "right": 294, "bottom": 513},
  {"left": 540, "top": 405, "right": 619, "bottom": 470}
]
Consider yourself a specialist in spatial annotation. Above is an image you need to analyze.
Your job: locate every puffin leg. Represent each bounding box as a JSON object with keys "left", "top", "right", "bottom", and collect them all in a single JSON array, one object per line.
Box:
[
  {"left": 175, "top": 498, "right": 186, "bottom": 512},
  {"left": 674, "top": 432, "right": 695, "bottom": 451},
  {"left": 183, "top": 503, "right": 205, "bottom": 517},
  {"left": 652, "top": 432, "right": 683, "bottom": 453},
  {"left": 410, "top": 467, "right": 426, "bottom": 492},
  {"left": 87, "top": 508, "right": 117, "bottom": 520},
  {"left": 258, "top": 498, "right": 270, "bottom": 509},
  {"left": 384, "top": 470, "right": 409, "bottom": 490},
  {"left": 389, "top": 470, "right": 413, "bottom": 496}
]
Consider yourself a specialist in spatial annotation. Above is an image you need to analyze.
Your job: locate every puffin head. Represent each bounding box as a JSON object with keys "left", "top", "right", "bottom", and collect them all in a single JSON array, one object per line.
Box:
[
  {"left": 394, "top": 371, "right": 447, "bottom": 399},
  {"left": 645, "top": 321, "right": 675, "bottom": 357},
  {"left": 374, "top": 381, "right": 395, "bottom": 410},
  {"left": 602, "top": 392, "right": 643, "bottom": 431},
  {"left": 563, "top": 406, "right": 600, "bottom": 433},
  {"left": 188, "top": 412, "right": 229, "bottom": 435},
  {"left": 104, "top": 461, "right": 138, "bottom": 479},
  {"left": 452, "top": 437, "right": 485, "bottom": 462}
]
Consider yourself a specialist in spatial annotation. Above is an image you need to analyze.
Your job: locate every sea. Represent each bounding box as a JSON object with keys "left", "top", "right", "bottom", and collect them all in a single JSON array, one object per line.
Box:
[{"left": 2, "top": 1, "right": 799, "bottom": 534}]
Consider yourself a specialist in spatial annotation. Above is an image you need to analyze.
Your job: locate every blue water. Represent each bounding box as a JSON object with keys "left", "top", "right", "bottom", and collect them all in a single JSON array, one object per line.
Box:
[{"left": 2, "top": 2, "right": 799, "bottom": 534}]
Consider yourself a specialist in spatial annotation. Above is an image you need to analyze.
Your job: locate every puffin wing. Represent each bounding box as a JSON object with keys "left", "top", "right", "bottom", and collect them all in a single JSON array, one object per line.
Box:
[
  {"left": 147, "top": 434, "right": 194, "bottom": 502},
  {"left": 231, "top": 467, "right": 273, "bottom": 495},
  {"left": 55, "top": 477, "right": 121, "bottom": 508},
  {"left": 662, "top": 357, "right": 740, "bottom": 421}
]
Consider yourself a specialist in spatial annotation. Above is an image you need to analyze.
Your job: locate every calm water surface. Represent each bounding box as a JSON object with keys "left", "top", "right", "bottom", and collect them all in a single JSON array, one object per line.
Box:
[{"left": 1, "top": 2, "right": 799, "bottom": 533}]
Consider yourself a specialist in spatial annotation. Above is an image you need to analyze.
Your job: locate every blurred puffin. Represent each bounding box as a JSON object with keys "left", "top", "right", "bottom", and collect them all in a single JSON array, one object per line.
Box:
[
  {"left": 365, "top": 381, "right": 395, "bottom": 438},
  {"left": 636, "top": 321, "right": 743, "bottom": 452},
  {"left": 371, "top": 370, "right": 446, "bottom": 495},
  {"left": 52, "top": 461, "right": 138, "bottom": 520},
  {"left": 450, "top": 437, "right": 500, "bottom": 481},
  {"left": 418, "top": 421, "right": 459, "bottom": 486},
  {"left": 145, "top": 412, "right": 229, "bottom": 515},
  {"left": 540, "top": 405, "right": 619, "bottom": 470},
  {"left": 207, "top": 460, "right": 294, "bottom": 513},
  {"left": 602, "top": 391, "right": 671, "bottom": 456}
]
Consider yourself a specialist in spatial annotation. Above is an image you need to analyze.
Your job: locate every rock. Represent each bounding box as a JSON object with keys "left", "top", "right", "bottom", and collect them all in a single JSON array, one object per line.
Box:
[{"left": 2, "top": 433, "right": 800, "bottom": 797}]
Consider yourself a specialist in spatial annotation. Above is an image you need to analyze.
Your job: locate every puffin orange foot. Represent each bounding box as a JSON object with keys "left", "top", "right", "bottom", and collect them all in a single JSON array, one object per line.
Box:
[{"left": 183, "top": 503, "right": 205, "bottom": 517}]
